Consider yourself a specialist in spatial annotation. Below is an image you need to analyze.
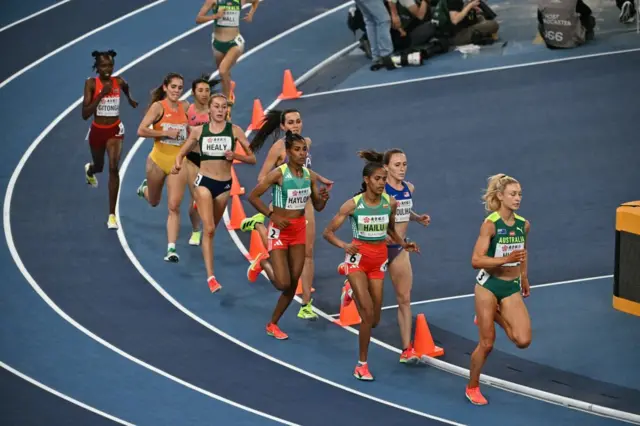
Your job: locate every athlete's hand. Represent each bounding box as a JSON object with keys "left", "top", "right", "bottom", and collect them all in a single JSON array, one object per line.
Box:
[
  {"left": 212, "top": 7, "right": 224, "bottom": 19},
  {"left": 504, "top": 249, "right": 526, "bottom": 264},
  {"left": 224, "top": 150, "right": 235, "bottom": 161},
  {"left": 171, "top": 160, "right": 182, "bottom": 175},
  {"left": 521, "top": 277, "right": 531, "bottom": 298},
  {"left": 270, "top": 213, "right": 290, "bottom": 229},
  {"left": 319, "top": 177, "right": 334, "bottom": 191},
  {"left": 163, "top": 128, "right": 180, "bottom": 139},
  {"left": 318, "top": 186, "right": 330, "bottom": 201},
  {"left": 99, "top": 80, "right": 112, "bottom": 97},
  {"left": 415, "top": 213, "right": 431, "bottom": 226},
  {"left": 403, "top": 241, "right": 420, "bottom": 254},
  {"left": 242, "top": 11, "right": 254, "bottom": 22},
  {"left": 129, "top": 98, "right": 139, "bottom": 108},
  {"left": 343, "top": 243, "right": 359, "bottom": 256}
]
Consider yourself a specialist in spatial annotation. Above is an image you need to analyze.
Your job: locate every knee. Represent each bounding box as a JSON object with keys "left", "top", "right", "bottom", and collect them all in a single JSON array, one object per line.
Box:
[
  {"left": 395, "top": 290, "right": 411, "bottom": 309},
  {"left": 513, "top": 332, "right": 531, "bottom": 349},
  {"left": 360, "top": 306, "right": 375, "bottom": 325},
  {"left": 203, "top": 224, "right": 215, "bottom": 239},
  {"left": 219, "top": 66, "right": 231, "bottom": 80},
  {"left": 478, "top": 338, "right": 494, "bottom": 354},
  {"left": 109, "top": 163, "right": 119, "bottom": 175},
  {"left": 304, "top": 245, "right": 314, "bottom": 260},
  {"left": 167, "top": 201, "right": 180, "bottom": 215},
  {"left": 488, "top": 20, "right": 499, "bottom": 33}
]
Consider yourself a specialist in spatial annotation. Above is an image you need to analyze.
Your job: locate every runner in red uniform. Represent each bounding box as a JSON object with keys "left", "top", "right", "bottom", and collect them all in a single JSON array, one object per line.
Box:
[{"left": 82, "top": 50, "right": 138, "bottom": 229}]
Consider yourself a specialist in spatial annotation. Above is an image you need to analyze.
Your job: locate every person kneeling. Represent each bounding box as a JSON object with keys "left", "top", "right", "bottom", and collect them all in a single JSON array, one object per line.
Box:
[{"left": 537, "top": 0, "right": 595, "bottom": 49}]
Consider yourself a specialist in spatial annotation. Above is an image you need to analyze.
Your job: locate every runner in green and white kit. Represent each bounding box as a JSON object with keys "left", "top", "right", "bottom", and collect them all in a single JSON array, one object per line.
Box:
[
  {"left": 196, "top": 0, "right": 260, "bottom": 114},
  {"left": 467, "top": 173, "right": 532, "bottom": 405},
  {"left": 247, "top": 131, "right": 330, "bottom": 340}
]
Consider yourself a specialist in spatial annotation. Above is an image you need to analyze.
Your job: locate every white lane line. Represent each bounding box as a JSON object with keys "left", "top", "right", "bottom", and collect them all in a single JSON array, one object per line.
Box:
[
  {"left": 0, "top": 0, "right": 72, "bottom": 34},
  {"left": 0, "top": 361, "right": 136, "bottom": 425},
  {"left": 0, "top": 0, "right": 166, "bottom": 90}
]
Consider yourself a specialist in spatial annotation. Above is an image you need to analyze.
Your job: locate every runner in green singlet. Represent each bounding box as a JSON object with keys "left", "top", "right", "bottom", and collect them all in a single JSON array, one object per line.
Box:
[
  {"left": 247, "top": 131, "right": 330, "bottom": 340},
  {"left": 173, "top": 93, "right": 255, "bottom": 293},
  {"left": 467, "top": 173, "right": 532, "bottom": 405},
  {"left": 323, "top": 154, "right": 419, "bottom": 381},
  {"left": 196, "top": 0, "right": 260, "bottom": 116}
]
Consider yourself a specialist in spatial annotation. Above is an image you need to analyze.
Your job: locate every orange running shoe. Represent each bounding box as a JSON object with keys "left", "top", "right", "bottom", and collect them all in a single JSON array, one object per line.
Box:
[
  {"left": 337, "top": 262, "right": 347, "bottom": 275},
  {"left": 399, "top": 345, "right": 420, "bottom": 364},
  {"left": 354, "top": 363, "right": 374, "bottom": 381},
  {"left": 266, "top": 323, "right": 288, "bottom": 340},
  {"left": 247, "top": 252, "right": 265, "bottom": 283},
  {"left": 208, "top": 276, "right": 222, "bottom": 293},
  {"left": 340, "top": 280, "right": 353, "bottom": 307},
  {"left": 465, "top": 386, "right": 488, "bottom": 405}
]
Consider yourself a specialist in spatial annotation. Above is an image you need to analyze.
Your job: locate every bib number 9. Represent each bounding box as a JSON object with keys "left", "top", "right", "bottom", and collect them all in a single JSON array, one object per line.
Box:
[
  {"left": 344, "top": 253, "right": 362, "bottom": 266},
  {"left": 476, "top": 269, "right": 490, "bottom": 285}
]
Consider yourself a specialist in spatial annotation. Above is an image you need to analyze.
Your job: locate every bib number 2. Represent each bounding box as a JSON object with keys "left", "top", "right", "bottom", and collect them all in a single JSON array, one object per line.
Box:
[{"left": 268, "top": 226, "right": 280, "bottom": 240}]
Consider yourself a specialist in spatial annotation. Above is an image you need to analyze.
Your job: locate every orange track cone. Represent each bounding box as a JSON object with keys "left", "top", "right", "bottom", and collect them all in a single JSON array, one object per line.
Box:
[
  {"left": 227, "top": 195, "right": 246, "bottom": 230},
  {"left": 295, "top": 279, "right": 315, "bottom": 295},
  {"left": 413, "top": 313, "right": 444, "bottom": 358},
  {"left": 249, "top": 229, "right": 268, "bottom": 261},
  {"left": 233, "top": 141, "right": 248, "bottom": 164},
  {"left": 247, "top": 99, "right": 265, "bottom": 131},
  {"left": 229, "top": 167, "right": 245, "bottom": 196},
  {"left": 277, "top": 69, "right": 302, "bottom": 100},
  {"left": 334, "top": 283, "right": 361, "bottom": 327}
]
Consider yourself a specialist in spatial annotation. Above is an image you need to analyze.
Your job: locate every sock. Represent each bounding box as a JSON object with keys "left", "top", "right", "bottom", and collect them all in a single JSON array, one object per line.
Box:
[
  {"left": 208, "top": 275, "right": 215, "bottom": 281},
  {"left": 167, "top": 243, "right": 176, "bottom": 251},
  {"left": 358, "top": 360, "right": 367, "bottom": 366}
]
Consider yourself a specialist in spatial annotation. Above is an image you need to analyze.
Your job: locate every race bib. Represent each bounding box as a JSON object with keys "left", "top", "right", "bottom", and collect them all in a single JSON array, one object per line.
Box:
[
  {"left": 344, "top": 252, "right": 362, "bottom": 267},
  {"left": 496, "top": 242, "right": 525, "bottom": 266},
  {"left": 476, "top": 269, "right": 490, "bottom": 285},
  {"left": 96, "top": 95, "right": 120, "bottom": 117},
  {"left": 116, "top": 122, "right": 125, "bottom": 137},
  {"left": 219, "top": 7, "right": 240, "bottom": 26},
  {"left": 357, "top": 215, "right": 388, "bottom": 239},
  {"left": 160, "top": 123, "right": 187, "bottom": 146},
  {"left": 268, "top": 225, "right": 280, "bottom": 240},
  {"left": 380, "top": 259, "right": 389, "bottom": 272},
  {"left": 395, "top": 198, "right": 412, "bottom": 223},
  {"left": 234, "top": 33, "right": 245, "bottom": 46},
  {"left": 285, "top": 187, "right": 310, "bottom": 210},
  {"left": 201, "top": 136, "right": 232, "bottom": 157}
]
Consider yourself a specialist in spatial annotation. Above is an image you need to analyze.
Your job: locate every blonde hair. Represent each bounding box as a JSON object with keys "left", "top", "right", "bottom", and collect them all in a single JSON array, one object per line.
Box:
[{"left": 482, "top": 173, "right": 520, "bottom": 212}]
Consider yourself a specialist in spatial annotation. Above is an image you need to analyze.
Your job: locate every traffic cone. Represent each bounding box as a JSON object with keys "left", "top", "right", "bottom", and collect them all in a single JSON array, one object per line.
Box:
[
  {"left": 233, "top": 142, "right": 249, "bottom": 164},
  {"left": 249, "top": 229, "right": 268, "bottom": 261},
  {"left": 247, "top": 99, "right": 265, "bottom": 131},
  {"left": 227, "top": 195, "right": 246, "bottom": 230},
  {"left": 413, "top": 313, "right": 444, "bottom": 358},
  {"left": 295, "top": 279, "right": 315, "bottom": 295},
  {"left": 334, "top": 284, "right": 361, "bottom": 327},
  {"left": 229, "top": 167, "right": 245, "bottom": 196},
  {"left": 277, "top": 69, "right": 302, "bottom": 100}
]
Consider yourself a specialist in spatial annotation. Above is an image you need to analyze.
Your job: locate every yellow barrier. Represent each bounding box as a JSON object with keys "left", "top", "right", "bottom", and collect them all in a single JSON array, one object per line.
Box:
[{"left": 613, "top": 201, "right": 640, "bottom": 316}]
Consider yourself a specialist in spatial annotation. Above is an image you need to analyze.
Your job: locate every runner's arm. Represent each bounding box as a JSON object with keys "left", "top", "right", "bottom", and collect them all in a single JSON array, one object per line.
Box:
[
  {"left": 232, "top": 124, "right": 257, "bottom": 164},
  {"left": 322, "top": 199, "right": 356, "bottom": 250},
  {"left": 248, "top": 168, "right": 283, "bottom": 217}
]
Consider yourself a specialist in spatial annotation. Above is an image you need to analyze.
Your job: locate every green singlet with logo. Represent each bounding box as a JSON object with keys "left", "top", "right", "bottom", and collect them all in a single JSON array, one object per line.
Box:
[
  {"left": 350, "top": 193, "right": 392, "bottom": 242},
  {"left": 485, "top": 211, "right": 527, "bottom": 266},
  {"left": 198, "top": 122, "right": 235, "bottom": 162},
  {"left": 213, "top": 0, "right": 241, "bottom": 27},
  {"left": 272, "top": 164, "right": 311, "bottom": 210}
]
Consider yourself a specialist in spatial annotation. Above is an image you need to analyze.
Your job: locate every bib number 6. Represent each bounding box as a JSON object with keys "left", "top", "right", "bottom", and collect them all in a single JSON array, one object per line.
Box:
[{"left": 344, "top": 252, "right": 362, "bottom": 266}]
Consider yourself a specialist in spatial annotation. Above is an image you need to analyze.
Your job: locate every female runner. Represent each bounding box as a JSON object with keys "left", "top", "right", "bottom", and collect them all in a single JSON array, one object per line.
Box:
[
  {"left": 241, "top": 109, "right": 333, "bottom": 321},
  {"left": 355, "top": 149, "right": 431, "bottom": 364},
  {"left": 82, "top": 49, "right": 138, "bottom": 229},
  {"left": 323, "top": 154, "right": 419, "bottom": 381},
  {"left": 467, "top": 173, "right": 531, "bottom": 405},
  {"left": 183, "top": 75, "right": 214, "bottom": 247},
  {"left": 247, "top": 132, "right": 329, "bottom": 339},
  {"left": 173, "top": 93, "right": 255, "bottom": 292},
  {"left": 196, "top": 0, "right": 260, "bottom": 115},
  {"left": 136, "top": 73, "right": 190, "bottom": 263}
]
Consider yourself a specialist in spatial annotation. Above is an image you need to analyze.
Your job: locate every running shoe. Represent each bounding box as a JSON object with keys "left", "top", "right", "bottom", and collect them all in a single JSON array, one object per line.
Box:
[
  {"left": 107, "top": 214, "right": 118, "bottom": 230},
  {"left": 266, "top": 323, "right": 288, "bottom": 340},
  {"left": 208, "top": 276, "right": 222, "bottom": 293},
  {"left": 240, "top": 213, "right": 266, "bottom": 232},
  {"left": 85, "top": 163, "right": 98, "bottom": 188},
  {"left": 354, "top": 363, "right": 374, "bottom": 381},
  {"left": 399, "top": 345, "right": 420, "bottom": 364},
  {"left": 465, "top": 386, "right": 488, "bottom": 405},
  {"left": 189, "top": 230, "right": 202, "bottom": 246},
  {"left": 297, "top": 299, "right": 318, "bottom": 320},
  {"left": 337, "top": 262, "right": 347, "bottom": 275},
  {"left": 341, "top": 280, "right": 353, "bottom": 307},
  {"left": 164, "top": 247, "right": 179, "bottom": 263},
  {"left": 247, "top": 252, "right": 265, "bottom": 282},
  {"left": 137, "top": 179, "right": 147, "bottom": 199}
]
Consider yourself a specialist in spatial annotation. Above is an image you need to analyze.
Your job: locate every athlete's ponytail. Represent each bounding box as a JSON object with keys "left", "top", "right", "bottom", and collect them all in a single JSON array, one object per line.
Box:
[
  {"left": 91, "top": 49, "right": 117, "bottom": 72},
  {"left": 249, "top": 108, "right": 301, "bottom": 153},
  {"left": 358, "top": 148, "right": 405, "bottom": 165},
  {"left": 482, "top": 173, "right": 520, "bottom": 212},
  {"left": 149, "top": 72, "right": 184, "bottom": 109}
]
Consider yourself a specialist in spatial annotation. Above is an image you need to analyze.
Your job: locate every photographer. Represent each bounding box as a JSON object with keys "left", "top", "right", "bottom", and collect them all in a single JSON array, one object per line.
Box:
[
  {"left": 447, "top": 0, "right": 499, "bottom": 46},
  {"left": 537, "top": 0, "right": 595, "bottom": 49}
]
